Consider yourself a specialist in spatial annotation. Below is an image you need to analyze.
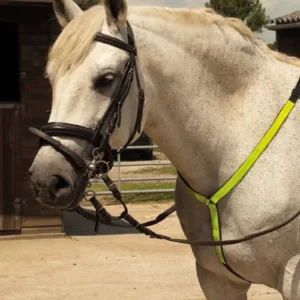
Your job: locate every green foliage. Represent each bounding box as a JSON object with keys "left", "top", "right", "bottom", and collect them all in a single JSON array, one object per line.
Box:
[
  {"left": 268, "top": 41, "right": 276, "bottom": 51},
  {"left": 205, "top": 0, "right": 269, "bottom": 32}
]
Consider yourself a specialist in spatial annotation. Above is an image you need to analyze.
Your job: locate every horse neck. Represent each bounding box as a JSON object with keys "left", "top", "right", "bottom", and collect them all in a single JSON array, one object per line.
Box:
[{"left": 128, "top": 10, "right": 300, "bottom": 193}]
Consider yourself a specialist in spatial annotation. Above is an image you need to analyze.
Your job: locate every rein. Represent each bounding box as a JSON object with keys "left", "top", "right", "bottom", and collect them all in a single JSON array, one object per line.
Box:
[
  {"left": 28, "top": 20, "right": 300, "bottom": 250},
  {"left": 77, "top": 171, "right": 300, "bottom": 248}
]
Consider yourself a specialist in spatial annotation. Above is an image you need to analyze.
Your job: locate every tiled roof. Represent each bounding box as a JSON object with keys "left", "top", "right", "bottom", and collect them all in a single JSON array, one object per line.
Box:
[{"left": 269, "top": 10, "right": 300, "bottom": 25}]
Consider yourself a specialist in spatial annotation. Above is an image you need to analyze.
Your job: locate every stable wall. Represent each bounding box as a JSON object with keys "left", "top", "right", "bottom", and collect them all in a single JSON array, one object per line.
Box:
[{"left": 0, "top": 3, "right": 63, "bottom": 235}]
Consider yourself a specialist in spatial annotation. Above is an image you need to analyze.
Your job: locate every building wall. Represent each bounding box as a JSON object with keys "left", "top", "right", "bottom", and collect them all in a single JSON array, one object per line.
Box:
[
  {"left": 0, "top": 4, "right": 63, "bottom": 234},
  {"left": 0, "top": 107, "right": 21, "bottom": 233},
  {"left": 277, "top": 28, "right": 300, "bottom": 58}
]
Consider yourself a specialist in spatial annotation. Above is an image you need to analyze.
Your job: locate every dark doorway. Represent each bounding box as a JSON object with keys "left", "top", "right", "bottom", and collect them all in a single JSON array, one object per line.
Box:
[{"left": 0, "top": 22, "right": 20, "bottom": 103}]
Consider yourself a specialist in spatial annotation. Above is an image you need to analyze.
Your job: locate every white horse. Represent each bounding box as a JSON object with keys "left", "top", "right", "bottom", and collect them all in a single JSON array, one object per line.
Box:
[{"left": 29, "top": 0, "right": 300, "bottom": 299}]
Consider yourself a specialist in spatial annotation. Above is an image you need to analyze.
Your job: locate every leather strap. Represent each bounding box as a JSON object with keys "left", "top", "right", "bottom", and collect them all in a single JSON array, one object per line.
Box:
[
  {"left": 41, "top": 122, "right": 95, "bottom": 143},
  {"left": 290, "top": 77, "right": 300, "bottom": 103},
  {"left": 93, "top": 54, "right": 134, "bottom": 144},
  {"left": 29, "top": 127, "right": 88, "bottom": 175},
  {"left": 95, "top": 33, "right": 137, "bottom": 55}
]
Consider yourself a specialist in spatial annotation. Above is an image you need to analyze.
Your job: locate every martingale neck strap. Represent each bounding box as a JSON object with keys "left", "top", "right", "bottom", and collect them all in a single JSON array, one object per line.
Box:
[{"left": 178, "top": 76, "right": 300, "bottom": 281}]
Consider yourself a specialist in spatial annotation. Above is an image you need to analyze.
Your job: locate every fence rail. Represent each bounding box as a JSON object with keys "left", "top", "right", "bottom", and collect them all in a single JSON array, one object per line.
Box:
[{"left": 92, "top": 144, "right": 177, "bottom": 195}]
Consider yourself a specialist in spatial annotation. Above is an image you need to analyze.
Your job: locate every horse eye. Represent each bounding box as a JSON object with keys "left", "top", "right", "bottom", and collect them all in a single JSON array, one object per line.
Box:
[{"left": 94, "top": 73, "right": 115, "bottom": 91}]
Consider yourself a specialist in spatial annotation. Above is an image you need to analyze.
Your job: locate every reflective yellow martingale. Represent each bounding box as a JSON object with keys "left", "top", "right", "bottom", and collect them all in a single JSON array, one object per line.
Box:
[{"left": 179, "top": 99, "right": 297, "bottom": 266}]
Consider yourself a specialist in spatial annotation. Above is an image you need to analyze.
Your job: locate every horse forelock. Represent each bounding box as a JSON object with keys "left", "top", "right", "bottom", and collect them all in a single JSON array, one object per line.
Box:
[{"left": 47, "top": 5, "right": 106, "bottom": 79}]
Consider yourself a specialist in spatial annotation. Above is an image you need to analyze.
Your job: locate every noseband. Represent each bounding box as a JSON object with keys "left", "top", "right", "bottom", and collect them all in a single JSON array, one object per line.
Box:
[{"left": 29, "top": 21, "right": 145, "bottom": 177}]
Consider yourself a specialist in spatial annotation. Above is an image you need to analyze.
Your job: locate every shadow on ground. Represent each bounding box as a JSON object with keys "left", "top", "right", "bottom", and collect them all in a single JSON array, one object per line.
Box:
[{"left": 63, "top": 207, "right": 140, "bottom": 237}]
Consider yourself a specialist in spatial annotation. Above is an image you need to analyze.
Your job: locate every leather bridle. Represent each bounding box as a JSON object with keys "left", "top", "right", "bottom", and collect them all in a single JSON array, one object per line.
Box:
[{"left": 29, "top": 21, "right": 145, "bottom": 178}]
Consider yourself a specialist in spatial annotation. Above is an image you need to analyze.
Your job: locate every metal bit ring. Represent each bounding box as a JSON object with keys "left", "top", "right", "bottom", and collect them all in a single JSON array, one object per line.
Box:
[
  {"left": 84, "top": 190, "right": 96, "bottom": 201},
  {"left": 95, "top": 160, "right": 110, "bottom": 175}
]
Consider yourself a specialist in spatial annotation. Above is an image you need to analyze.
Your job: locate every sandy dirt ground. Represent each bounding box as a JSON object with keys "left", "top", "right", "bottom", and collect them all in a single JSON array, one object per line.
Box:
[{"left": 0, "top": 203, "right": 282, "bottom": 300}]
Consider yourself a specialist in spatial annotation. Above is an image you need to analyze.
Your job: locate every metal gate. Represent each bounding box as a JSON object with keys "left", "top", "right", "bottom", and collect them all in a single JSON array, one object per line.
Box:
[{"left": 92, "top": 145, "right": 177, "bottom": 196}]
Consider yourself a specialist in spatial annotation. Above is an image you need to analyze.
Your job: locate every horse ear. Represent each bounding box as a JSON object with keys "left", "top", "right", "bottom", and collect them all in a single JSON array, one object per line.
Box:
[
  {"left": 53, "top": 0, "right": 83, "bottom": 28},
  {"left": 103, "top": 0, "right": 128, "bottom": 29}
]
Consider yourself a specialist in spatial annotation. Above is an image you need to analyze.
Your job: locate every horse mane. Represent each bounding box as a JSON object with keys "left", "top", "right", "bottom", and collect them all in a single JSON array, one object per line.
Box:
[
  {"left": 144, "top": 7, "right": 300, "bottom": 68},
  {"left": 48, "top": 4, "right": 300, "bottom": 79}
]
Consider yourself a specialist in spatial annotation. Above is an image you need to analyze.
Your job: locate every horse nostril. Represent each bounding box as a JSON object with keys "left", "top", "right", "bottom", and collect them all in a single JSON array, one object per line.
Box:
[
  {"left": 53, "top": 175, "right": 69, "bottom": 192},
  {"left": 48, "top": 175, "right": 70, "bottom": 198},
  {"left": 34, "top": 187, "right": 39, "bottom": 195},
  {"left": 28, "top": 166, "right": 34, "bottom": 177}
]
